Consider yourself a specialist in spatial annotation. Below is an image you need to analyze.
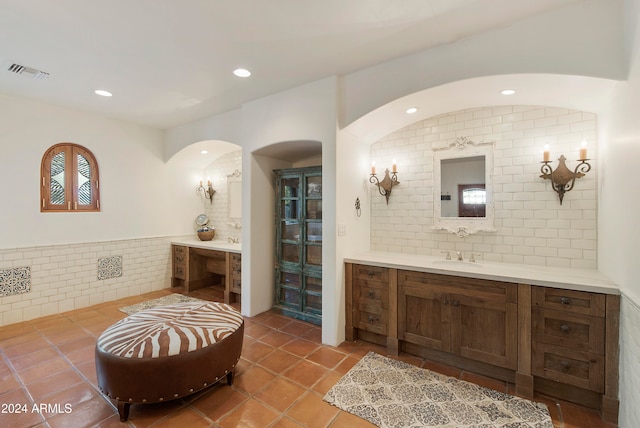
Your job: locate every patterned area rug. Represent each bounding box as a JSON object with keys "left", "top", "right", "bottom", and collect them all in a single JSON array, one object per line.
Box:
[
  {"left": 119, "top": 294, "right": 206, "bottom": 315},
  {"left": 324, "top": 352, "right": 553, "bottom": 428}
]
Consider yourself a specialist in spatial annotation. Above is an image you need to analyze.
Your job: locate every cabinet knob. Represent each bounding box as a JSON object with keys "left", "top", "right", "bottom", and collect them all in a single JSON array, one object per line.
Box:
[
  {"left": 367, "top": 271, "right": 375, "bottom": 278},
  {"left": 560, "top": 361, "right": 571, "bottom": 371},
  {"left": 368, "top": 290, "right": 375, "bottom": 298},
  {"left": 560, "top": 324, "right": 570, "bottom": 334},
  {"left": 367, "top": 315, "right": 378, "bottom": 323},
  {"left": 451, "top": 300, "right": 460, "bottom": 307},
  {"left": 560, "top": 297, "right": 571, "bottom": 305}
]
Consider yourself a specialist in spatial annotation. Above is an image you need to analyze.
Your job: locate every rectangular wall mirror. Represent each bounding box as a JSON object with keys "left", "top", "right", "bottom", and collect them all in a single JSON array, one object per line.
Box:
[{"left": 433, "top": 137, "right": 496, "bottom": 237}]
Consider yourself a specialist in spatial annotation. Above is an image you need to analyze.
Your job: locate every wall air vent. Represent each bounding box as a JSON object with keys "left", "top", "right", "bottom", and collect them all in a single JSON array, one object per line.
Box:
[{"left": 7, "top": 63, "right": 50, "bottom": 80}]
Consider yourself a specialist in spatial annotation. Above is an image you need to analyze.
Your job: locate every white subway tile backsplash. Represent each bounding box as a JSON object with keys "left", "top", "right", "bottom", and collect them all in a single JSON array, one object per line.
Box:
[{"left": 371, "top": 105, "right": 597, "bottom": 268}]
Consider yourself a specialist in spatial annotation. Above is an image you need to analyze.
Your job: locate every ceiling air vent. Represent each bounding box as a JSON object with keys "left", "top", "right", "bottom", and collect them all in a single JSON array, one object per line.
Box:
[{"left": 7, "top": 63, "right": 50, "bottom": 80}]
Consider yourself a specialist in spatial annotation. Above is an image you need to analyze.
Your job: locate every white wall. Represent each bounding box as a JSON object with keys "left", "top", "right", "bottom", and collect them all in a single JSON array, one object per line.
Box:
[
  {"left": 240, "top": 77, "right": 340, "bottom": 344},
  {"left": 599, "top": 2, "right": 640, "bottom": 425},
  {"left": 0, "top": 93, "right": 209, "bottom": 325},
  {"left": 340, "top": 0, "right": 625, "bottom": 129},
  {"left": 0, "top": 93, "right": 202, "bottom": 249},
  {"left": 370, "top": 106, "right": 598, "bottom": 268}
]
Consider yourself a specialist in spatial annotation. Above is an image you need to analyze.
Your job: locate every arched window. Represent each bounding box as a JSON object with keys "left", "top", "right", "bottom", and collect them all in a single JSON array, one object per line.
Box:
[{"left": 41, "top": 143, "right": 100, "bottom": 212}]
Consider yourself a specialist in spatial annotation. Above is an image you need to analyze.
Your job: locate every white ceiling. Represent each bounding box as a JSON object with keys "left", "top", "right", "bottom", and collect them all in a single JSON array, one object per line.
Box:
[{"left": 0, "top": 0, "right": 583, "bottom": 130}]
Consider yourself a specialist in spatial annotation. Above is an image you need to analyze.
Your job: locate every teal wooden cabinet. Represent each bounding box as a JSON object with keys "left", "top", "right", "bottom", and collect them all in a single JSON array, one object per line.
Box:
[{"left": 273, "top": 166, "right": 322, "bottom": 325}]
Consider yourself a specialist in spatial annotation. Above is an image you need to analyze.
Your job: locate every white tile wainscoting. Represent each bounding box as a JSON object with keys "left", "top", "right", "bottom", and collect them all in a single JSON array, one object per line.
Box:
[{"left": 0, "top": 237, "right": 172, "bottom": 326}]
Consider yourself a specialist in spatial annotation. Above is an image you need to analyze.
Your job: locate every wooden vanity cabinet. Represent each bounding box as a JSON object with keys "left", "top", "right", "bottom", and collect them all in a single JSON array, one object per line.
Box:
[
  {"left": 531, "top": 286, "right": 619, "bottom": 421},
  {"left": 344, "top": 261, "right": 620, "bottom": 424},
  {"left": 398, "top": 270, "right": 517, "bottom": 370}
]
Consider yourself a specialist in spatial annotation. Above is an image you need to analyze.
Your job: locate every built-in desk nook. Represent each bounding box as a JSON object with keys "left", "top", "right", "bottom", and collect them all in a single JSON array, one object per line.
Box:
[{"left": 171, "top": 238, "right": 241, "bottom": 304}]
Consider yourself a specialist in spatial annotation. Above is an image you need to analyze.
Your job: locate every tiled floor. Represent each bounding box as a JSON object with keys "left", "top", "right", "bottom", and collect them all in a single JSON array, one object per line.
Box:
[{"left": 0, "top": 286, "right": 616, "bottom": 427}]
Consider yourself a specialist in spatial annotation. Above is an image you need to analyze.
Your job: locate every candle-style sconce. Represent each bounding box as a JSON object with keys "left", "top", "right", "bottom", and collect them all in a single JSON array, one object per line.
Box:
[
  {"left": 369, "top": 162, "right": 399, "bottom": 204},
  {"left": 540, "top": 155, "right": 591, "bottom": 205},
  {"left": 196, "top": 179, "right": 216, "bottom": 204}
]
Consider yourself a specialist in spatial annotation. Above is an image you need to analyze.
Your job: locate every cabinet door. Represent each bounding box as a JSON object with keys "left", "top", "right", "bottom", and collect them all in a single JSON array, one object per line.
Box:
[
  {"left": 399, "top": 282, "right": 450, "bottom": 352},
  {"left": 450, "top": 291, "right": 518, "bottom": 370}
]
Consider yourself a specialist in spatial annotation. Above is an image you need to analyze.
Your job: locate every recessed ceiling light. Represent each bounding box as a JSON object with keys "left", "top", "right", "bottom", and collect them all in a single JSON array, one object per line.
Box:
[
  {"left": 233, "top": 68, "right": 251, "bottom": 77},
  {"left": 500, "top": 89, "right": 515, "bottom": 95},
  {"left": 94, "top": 89, "right": 112, "bottom": 97},
  {"left": 406, "top": 107, "right": 418, "bottom": 114},
  {"left": 200, "top": 150, "right": 208, "bottom": 154}
]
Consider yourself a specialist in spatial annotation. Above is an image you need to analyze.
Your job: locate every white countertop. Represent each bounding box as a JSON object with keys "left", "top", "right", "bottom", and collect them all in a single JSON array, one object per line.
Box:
[
  {"left": 345, "top": 251, "right": 619, "bottom": 295},
  {"left": 171, "top": 236, "right": 241, "bottom": 253}
]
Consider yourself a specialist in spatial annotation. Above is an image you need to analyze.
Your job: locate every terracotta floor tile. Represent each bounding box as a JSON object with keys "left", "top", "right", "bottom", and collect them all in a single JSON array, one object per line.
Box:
[
  {"left": 261, "top": 313, "right": 294, "bottom": 330},
  {"left": 255, "top": 377, "right": 306, "bottom": 412},
  {"left": 283, "top": 360, "right": 328, "bottom": 389},
  {"left": 17, "top": 357, "right": 71, "bottom": 385},
  {"left": 218, "top": 398, "right": 279, "bottom": 428},
  {"left": 147, "top": 406, "right": 212, "bottom": 428},
  {"left": 0, "top": 321, "right": 36, "bottom": 341},
  {"left": 27, "top": 369, "right": 84, "bottom": 402},
  {"left": 244, "top": 323, "right": 272, "bottom": 340},
  {"left": 10, "top": 347, "right": 60, "bottom": 372},
  {"left": 334, "top": 354, "right": 360, "bottom": 374},
  {"left": 0, "top": 331, "right": 45, "bottom": 351},
  {"left": 0, "top": 288, "right": 615, "bottom": 428},
  {"left": 45, "top": 327, "right": 92, "bottom": 346},
  {"left": 281, "top": 338, "right": 320, "bottom": 357},
  {"left": 126, "top": 399, "right": 186, "bottom": 427},
  {"left": 301, "top": 327, "right": 322, "bottom": 343},
  {"left": 306, "top": 347, "right": 347, "bottom": 369},
  {"left": 312, "top": 370, "right": 344, "bottom": 396},
  {"left": 190, "top": 384, "right": 247, "bottom": 420},
  {"left": 234, "top": 365, "right": 277, "bottom": 395},
  {"left": 0, "top": 370, "right": 20, "bottom": 395},
  {"left": 45, "top": 397, "right": 116, "bottom": 428},
  {"left": 270, "top": 416, "right": 304, "bottom": 427},
  {"left": 3, "top": 336, "right": 52, "bottom": 360},
  {"left": 287, "top": 391, "right": 340, "bottom": 428},
  {"left": 241, "top": 339, "right": 275, "bottom": 363},
  {"left": 258, "top": 349, "right": 301, "bottom": 374},
  {"left": 75, "top": 360, "right": 98, "bottom": 385},
  {"left": 0, "top": 387, "right": 45, "bottom": 428},
  {"left": 259, "top": 330, "right": 296, "bottom": 348},
  {"left": 42, "top": 382, "right": 99, "bottom": 412},
  {"left": 280, "top": 320, "right": 316, "bottom": 336}
]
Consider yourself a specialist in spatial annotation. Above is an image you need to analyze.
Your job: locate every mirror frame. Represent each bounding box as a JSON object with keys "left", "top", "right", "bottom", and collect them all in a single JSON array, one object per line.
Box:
[
  {"left": 227, "top": 169, "right": 242, "bottom": 221},
  {"left": 433, "top": 137, "right": 496, "bottom": 237}
]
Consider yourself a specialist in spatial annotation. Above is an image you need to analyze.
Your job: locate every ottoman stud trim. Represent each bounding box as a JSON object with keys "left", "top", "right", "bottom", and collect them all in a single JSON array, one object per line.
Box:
[
  {"left": 142, "top": 399, "right": 147, "bottom": 403},
  {"left": 189, "top": 388, "right": 194, "bottom": 392},
  {"left": 159, "top": 398, "right": 164, "bottom": 401},
  {"left": 174, "top": 393, "right": 179, "bottom": 398}
]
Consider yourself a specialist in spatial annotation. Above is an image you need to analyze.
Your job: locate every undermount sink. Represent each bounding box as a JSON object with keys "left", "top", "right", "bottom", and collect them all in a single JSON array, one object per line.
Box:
[{"left": 432, "top": 259, "right": 482, "bottom": 268}]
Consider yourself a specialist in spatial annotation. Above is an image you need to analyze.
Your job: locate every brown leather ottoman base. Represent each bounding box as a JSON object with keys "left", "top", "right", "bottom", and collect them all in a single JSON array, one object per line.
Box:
[{"left": 95, "top": 301, "right": 244, "bottom": 421}]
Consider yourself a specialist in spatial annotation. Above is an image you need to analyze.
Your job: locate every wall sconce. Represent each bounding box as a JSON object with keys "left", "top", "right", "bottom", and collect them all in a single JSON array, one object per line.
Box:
[
  {"left": 369, "top": 161, "right": 399, "bottom": 204},
  {"left": 196, "top": 179, "right": 215, "bottom": 204},
  {"left": 540, "top": 143, "right": 591, "bottom": 205}
]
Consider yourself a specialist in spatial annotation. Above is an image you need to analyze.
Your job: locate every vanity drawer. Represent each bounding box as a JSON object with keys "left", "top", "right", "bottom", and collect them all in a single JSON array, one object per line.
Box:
[
  {"left": 533, "top": 308, "right": 604, "bottom": 354},
  {"left": 533, "top": 342, "right": 604, "bottom": 393},
  {"left": 353, "top": 264, "right": 388, "bottom": 283},
  {"left": 173, "top": 245, "right": 187, "bottom": 263},
  {"left": 533, "top": 286, "right": 605, "bottom": 317},
  {"left": 173, "top": 265, "right": 186, "bottom": 280},
  {"left": 356, "top": 307, "right": 388, "bottom": 335},
  {"left": 354, "top": 282, "right": 387, "bottom": 304},
  {"left": 231, "top": 253, "right": 241, "bottom": 273}
]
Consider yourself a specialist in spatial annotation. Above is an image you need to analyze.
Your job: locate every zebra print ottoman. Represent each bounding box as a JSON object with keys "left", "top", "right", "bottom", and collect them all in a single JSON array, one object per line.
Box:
[{"left": 95, "top": 301, "right": 244, "bottom": 421}]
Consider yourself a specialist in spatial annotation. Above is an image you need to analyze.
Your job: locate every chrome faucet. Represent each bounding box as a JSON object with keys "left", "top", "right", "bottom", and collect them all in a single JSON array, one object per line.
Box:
[
  {"left": 441, "top": 251, "right": 451, "bottom": 260},
  {"left": 227, "top": 237, "right": 240, "bottom": 243},
  {"left": 456, "top": 251, "right": 463, "bottom": 261}
]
